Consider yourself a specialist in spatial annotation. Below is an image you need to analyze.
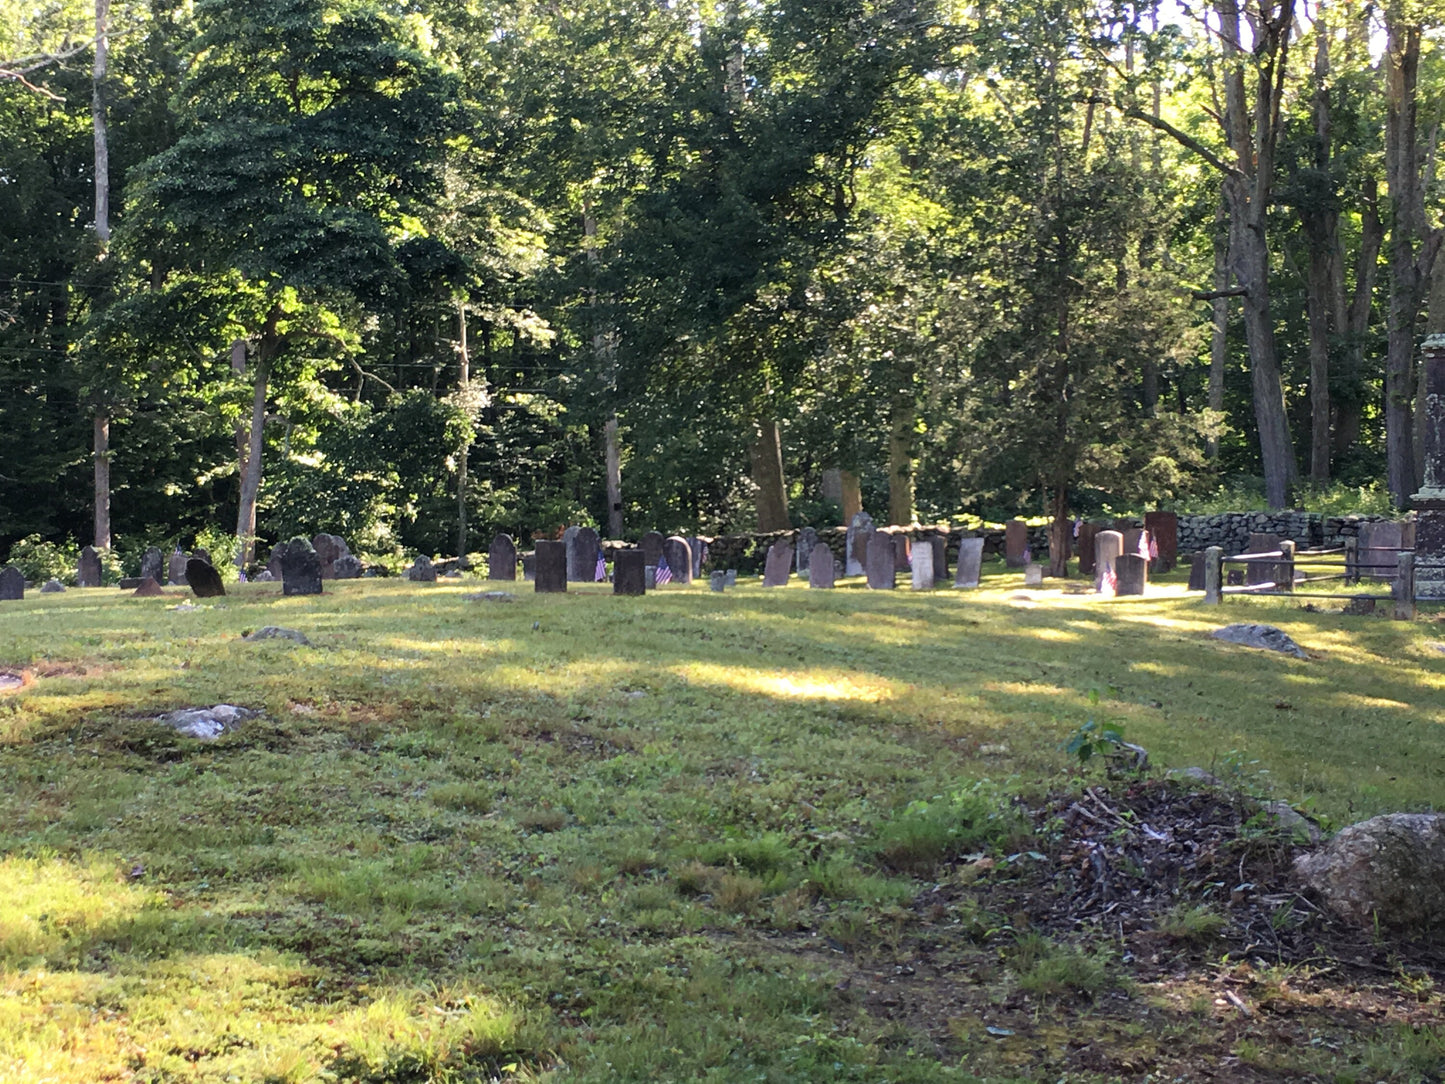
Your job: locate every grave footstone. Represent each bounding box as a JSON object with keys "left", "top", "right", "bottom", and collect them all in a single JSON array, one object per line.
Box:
[
  {"left": 613, "top": 549, "right": 645, "bottom": 596},
  {"left": 809, "top": 544, "right": 835, "bottom": 588},
  {"left": 640, "top": 531, "right": 665, "bottom": 568},
  {"left": 930, "top": 536, "right": 949, "bottom": 585},
  {"left": 140, "top": 547, "right": 164, "bottom": 584},
  {"left": 280, "top": 539, "right": 323, "bottom": 596},
  {"left": 186, "top": 559, "right": 226, "bottom": 598},
  {"left": 954, "top": 537, "right": 984, "bottom": 588},
  {"left": 796, "top": 528, "right": 818, "bottom": 574},
  {"left": 845, "top": 512, "right": 873, "bottom": 577},
  {"left": 1116, "top": 554, "right": 1148, "bottom": 595},
  {"left": 1095, "top": 530, "right": 1124, "bottom": 595},
  {"left": 865, "top": 529, "right": 895, "bottom": 589},
  {"left": 1144, "top": 511, "right": 1178, "bottom": 572},
  {"left": 1023, "top": 563, "right": 1044, "bottom": 588},
  {"left": 488, "top": 534, "right": 517, "bottom": 580},
  {"left": 893, "top": 534, "right": 912, "bottom": 572},
  {"left": 662, "top": 536, "right": 693, "bottom": 585},
  {"left": 566, "top": 527, "right": 599, "bottom": 582},
  {"left": 535, "top": 540, "right": 567, "bottom": 593},
  {"left": 77, "top": 545, "right": 102, "bottom": 588},
  {"left": 133, "top": 577, "right": 164, "bottom": 597},
  {"left": 911, "top": 543, "right": 935, "bottom": 590},
  {"left": 1004, "top": 520, "right": 1029, "bottom": 568},
  {"left": 407, "top": 555, "right": 437, "bottom": 582},
  {"left": 1077, "top": 522, "right": 1098, "bottom": 575},
  {"left": 0, "top": 566, "right": 23, "bottom": 601},
  {"left": 312, "top": 533, "right": 351, "bottom": 579},
  {"left": 762, "top": 542, "right": 794, "bottom": 587}
]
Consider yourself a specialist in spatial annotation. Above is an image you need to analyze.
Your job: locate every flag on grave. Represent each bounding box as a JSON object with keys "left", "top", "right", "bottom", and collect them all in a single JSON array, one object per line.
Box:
[
  {"left": 1148, "top": 534, "right": 1159, "bottom": 561},
  {"left": 595, "top": 547, "right": 607, "bottom": 582},
  {"left": 1137, "top": 531, "right": 1151, "bottom": 559},
  {"left": 655, "top": 554, "right": 673, "bottom": 585}
]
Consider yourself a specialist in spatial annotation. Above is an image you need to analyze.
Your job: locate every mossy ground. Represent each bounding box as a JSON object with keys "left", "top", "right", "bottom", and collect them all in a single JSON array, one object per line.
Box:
[{"left": 0, "top": 568, "right": 1441, "bottom": 1082}]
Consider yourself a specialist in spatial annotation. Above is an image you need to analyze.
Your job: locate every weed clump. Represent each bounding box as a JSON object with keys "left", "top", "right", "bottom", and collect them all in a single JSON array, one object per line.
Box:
[{"left": 871, "top": 785, "right": 1026, "bottom": 874}]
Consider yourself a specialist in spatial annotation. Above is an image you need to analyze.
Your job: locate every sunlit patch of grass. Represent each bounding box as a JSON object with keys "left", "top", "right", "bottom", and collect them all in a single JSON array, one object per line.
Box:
[{"left": 0, "top": 854, "right": 167, "bottom": 967}]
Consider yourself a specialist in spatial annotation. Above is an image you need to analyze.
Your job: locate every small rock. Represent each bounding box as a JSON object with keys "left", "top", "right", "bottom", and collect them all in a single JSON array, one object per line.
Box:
[
  {"left": 1295, "top": 813, "right": 1445, "bottom": 932},
  {"left": 253, "top": 570, "right": 275, "bottom": 582},
  {"left": 40, "top": 579, "right": 65, "bottom": 593},
  {"left": 1210, "top": 623, "right": 1307, "bottom": 658},
  {"left": 156, "top": 704, "right": 258, "bottom": 740},
  {"left": 978, "top": 743, "right": 1010, "bottom": 756},
  {"left": 170, "top": 602, "right": 200, "bottom": 612},
  {"left": 1259, "top": 800, "right": 1322, "bottom": 844},
  {"left": 1171, "top": 767, "right": 1222, "bottom": 786},
  {"left": 465, "top": 591, "right": 516, "bottom": 602},
  {"left": 244, "top": 626, "right": 311, "bottom": 646}
]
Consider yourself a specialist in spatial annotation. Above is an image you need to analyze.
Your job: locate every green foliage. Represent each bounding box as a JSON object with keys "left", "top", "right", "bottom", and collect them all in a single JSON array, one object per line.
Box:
[
  {"left": 1011, "top": 933, "right": 1116, "bottom": 999},
  {"left": 3, "top": 534, "right": 79, "bottom": 585},
  {"left": 871, "top": 784, "right": 1026, "bottom": 874}
]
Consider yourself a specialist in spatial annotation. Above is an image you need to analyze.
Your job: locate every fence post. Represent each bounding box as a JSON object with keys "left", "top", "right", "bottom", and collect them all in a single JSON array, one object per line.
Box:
[
  {"left": 1278, "top": 540, "right": 1295, "bottom": 593},
  {"left": 1344, "top": 536, "right": 1358, "bottom": 585},
  {"left": 1204, "top": 546, "right": 1223, "bottom": 604},
  {"left": 1394, "top": 552, "right": 1417, "bottom": 621}
]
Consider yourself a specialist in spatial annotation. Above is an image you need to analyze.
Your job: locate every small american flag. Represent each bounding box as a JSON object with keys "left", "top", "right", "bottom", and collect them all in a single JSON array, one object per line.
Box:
[
  {"left": 1101, "top": 566, "right": 1118, "bottom": 594},
  {"left": 1148, "top": 535, "right": 1159, "bottom": 561},
  {"left": 655, "top": 554, "right": 672, "bottom": 585},
  {"left": 595, "top": 547, "right": 607, "bottom": 582},
  {"left": 1137, "top": 531, "right": 1151, "bottom": 559},
  {"left": 1072, "top": 517, "right": 1081, "bottom": 539},
  {"left": 1022, "top": 545, "right": 1032, "bottom": 564}
]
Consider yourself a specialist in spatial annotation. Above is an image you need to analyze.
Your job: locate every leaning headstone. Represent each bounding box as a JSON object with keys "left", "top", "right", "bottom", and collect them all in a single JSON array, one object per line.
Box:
[
  {"left": 331, "top": 555, "right": 363, "bottom": 580},
  {"left": 1116, "top": 554, "right": 1148, "bottom": 595},
  {"left": 0, "top": 566, "right": 23, "bottom": 600},
  {"left": 1188, "top": 552, "right": 1207, "bottom": 591},
  {"left": 929, "top": 536, "right": 949, "bottom": 585},
  {"left": 1004, "top": 519, "right": 1029, "bottom": 568},
  {"left": 280, "top": 538, "right": 323, "bottom": 596},
  {"left": 639, "top": 531, "right": 665, "bottom": 568},
  {"left": 140, "top": 547, "right": 164, "bottom": 584},
  {"left": 39, "top": 578, "right": 64, "bottom": 594},
  {"left": 535, "top": 540, "right": 567, "bottom": 593},
  {"left": 892, "top": 534, "right": 912, "bottom": 572},
  {"left": 796, "top": 528, "right": 818, "bottom": 574},
  {"left": 1022, "top": 563, "right": 1044, "bottom": 588},
  {"left": 662, "top": 536, "right": 693, "bottom": 585},
  {"left": 567, "top": 527, "right": 599, "bottom": 582},
  {"left": 1077, "top": 522, "right": 1098, "bottom": 575},
  {"left": 312, "top": 533, "right": 351, "bottom": 579},
  {"left": 762, "top": 541, "right": 794, "bottom": 587},
  {"left": 613, "top": 549, "right": 645, "bottom": 596},
  {"left": 1143, "top": 511, "right": 1178, "bottom": 572},
  {"left": 133, "top": 577, "right": 165, "bottom": 597},
  {"left": 865, "top": 529, "right": 895, "bottom": 589},
  {"left": 407, "top": 555, "right": 437, "bottom": 582},
  {"left": 168, "top": 548, "right": 189, "bottom": 586},
  {"left": 809, "top": 544, "right": 835, "bottom": 588},
  {"left": 488, "top": 534, "right": 517, "bottom": 580},
  {"left": 911, "top": 542, "right": 935, "bottom": 590},
  {"left": 1095, "top": 530, "right": 1124, "bottom": 595},
  {"left": 710, "top": 571, "right": 727, "bottom": 592},
  {"left": 845, "top": 512, "right": 874, "bottom": 577},
  {"left": 954, "top": 537, "right": 985, "bottom": 588},
  {"left": 186, "top": 559, "right": 226, "bottom": 598},
  {"left": 77, "top": 545, "right": 102, "bottom": 588}
]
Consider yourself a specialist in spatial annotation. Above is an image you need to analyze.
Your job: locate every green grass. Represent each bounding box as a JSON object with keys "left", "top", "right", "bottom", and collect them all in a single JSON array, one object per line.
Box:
[{"left": 0, "top": 569, "right": 1441, "bottom": 1081}]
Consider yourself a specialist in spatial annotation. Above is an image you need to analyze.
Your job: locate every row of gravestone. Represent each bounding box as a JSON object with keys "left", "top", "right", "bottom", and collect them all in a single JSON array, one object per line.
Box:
[
  {"left": 756, "top": 533, "right": 989, "bottom": 590},
  {"left": 479, "top": 532, "right": 708, "bottom": 586}
]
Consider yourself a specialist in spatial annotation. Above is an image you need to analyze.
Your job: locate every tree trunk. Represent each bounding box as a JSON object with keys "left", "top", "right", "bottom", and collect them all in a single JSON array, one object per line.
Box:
[
  {"left": 1336, "top": 178, "right": 1383, "bottom": 460},
  {"left": 92, "top": 0, "right": 110, "bottom": 243},
  {"left": 1208, "top": 195, "right": 1229, "bottom": 458},
  {"left": 1303, "top": 19, "right": 1336, "bottom": 483},
  {"left": 887, "top": 383, "right": 915, "bottom": 526},
  {"left": 749, "top": 418, "right": 790, "bottom": 531},
  {"left": 235, "top": 307, "right": 282, "bottom": 570},
  {"left": 93, "top": 412, "right": 110, "bottom": 550},
  {"left": 605, "top": 416, "right": 622, "bottom": 538},
  {"left": 455, "top": 302, "right": 470, "bottom": 560},
  {"left": 1048, "top": 484, "right": 1069, "bottom": 578}
]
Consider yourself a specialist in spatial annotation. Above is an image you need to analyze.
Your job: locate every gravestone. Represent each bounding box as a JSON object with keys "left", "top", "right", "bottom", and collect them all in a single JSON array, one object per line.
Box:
[
  {"left": 0, "top": 566, "right": 23, "bottom": 601},
  {"left": 1243, "top": 533, "right": 1282, "bottom": 587},
  {"left": 535, "top": 540, "right": 567, "bottom": 593},
  {"left": 561, "top": 526, "right": 580, "bottom": 571},
  {"left": 1095, "top": 530, "right": 1124, "bottom": 595},
  {"left": 845, "top": 512, "right": 873, "bottom": 577},
  {"left": 522, "top": 553, "right": 536, "bottom": 581},
  {"left": 809, "top": 544, "right": 835, "bottom": 589},
  {"left": 1116, "top": 554, "right": 1148, "bottom": 595},
  {"left": 407, "top": 555, "right": 437, "bottom": 582},
  {"left": 1357, "top": 521, "right": 1404, "bottom": 582},
  {"left": 191, "top": 547, "right": 211, "bottom": 567},
  {"left": 1414, "top": 335, "right": 1445, "bottom": 599},
  {"left": 140, "top": 547, "right": 164, "bottom": 584},
  {"left": 1077, "top": 522, "right": 1098, "bottom": 575},
  {"left": 186, "top": 559, "right": 226, "bottom": 598},
  {"left": 613, "top": 549, "right": 645, "bottom": 596},
  {"left": 929, "top": 536, "right": 949, "bottom": 585},
  {"left": 865, "top": 529, "right": 895, "bottom": 589},
  {"left": 639, "top": 531, "right": 665, "bottom": 568},
  {"left": 724, "top": 569, "right": 737, "bottom": 587},
  {"left": 1121, "top": 528, "right": 1146, "bottom": 558},
  {"left": 40, "top": 579, "right": 64, "bottom": 593},
  {"left": 762, "top": 541, "right": 794, "bottom": 587},
  {"left": 893, "top": 534, "right": 912, "bottom": 572},
  {"left": 77, "top": 545, "right": 102, "bottom": 588},
  {"left": 710, "top": 571, "right": 727, "bottom": 592},
  {"left": 687, "top": 537, "right": 706, "bottom": 578},
  {"left": 265, "top": 543, "right": 289, "bottom": 581},
  {"left": 662, "top": 536, "right": 694, "bottom": 585},
  {"left": 1004, "top": 519, "right": 1029, "bottom": 568},
  {"left": 312, "top": 533, "right": 351, "bottom": 579},
  {"left": 280, "top": 540, "right": 323, "bottom": 596},
  {"left": 1023, "top": 563, "right": 1044, "bottom": 588},
  {"left": 133, "top": 577, "right": 164, "bottom": 597},
  {"left": 796, "top": 528, "right": 818, "bottom": 574},
  {"left": 1188, "top": 552, "right": 1207, "bottom": 591},
  {"left": 1143, "top": 511, "right": 1178, "bottom": 572},
  {"left": 488, "top": 534, "right": 517, "bottom": 580},
  {"left": 331, "top": 555, "right": 363, "bottom": 579},
  {"left": 644, "top": 565, "right": 657, "bottom": 589},
  {"left": 954, "top": 537, "right": 984, "bottom": 588},
  {"left": 566, "top": 527, "right": 599, "bottom": 582},
  {"left": 911, "top": 542, "right": 935, "bottom": 590}
]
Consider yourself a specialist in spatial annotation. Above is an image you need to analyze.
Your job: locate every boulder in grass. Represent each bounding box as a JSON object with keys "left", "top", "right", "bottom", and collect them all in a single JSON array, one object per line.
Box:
[
  {"left": 40, "top": 578, "right": 65, "bottom": 594},
  {"left": 244, "top": 626, "right": 311, "bottom": 646},
  {"left": 1295, "top": 814, "right": 1445, "bottom": 933},
  {"left": 1210, "top": 623, "right": 1307, "bottom": 659},
  {"left": 157, "top": 704, "right": 258, "bottom": 740}
]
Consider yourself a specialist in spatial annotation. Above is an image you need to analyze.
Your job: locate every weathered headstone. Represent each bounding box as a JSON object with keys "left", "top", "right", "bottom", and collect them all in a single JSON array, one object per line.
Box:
[
  {"left": 762, "top": 541, "right": 794, "bottom": 587},
  {"left": 1023, "top": 563, "right": 1044, "bottom": 588},
  {"left": 929, "top": 535, "right": 949, "bottom": 585},
  {"left": 724, "top": 569, "right": 737, "bottom": 587},
  {"left": 639, "top": 531, "right": 665, "bottom": 568},
  {"left": 40, "top": 578, "right": 64, "bottom": 593},
  {"left": 1203, "top": 546, "right": 1224, "bottom": 604},
  {"left": 644, "top": 565, "right": 657, "bottom": 589},
  {"left": 133, "top": 577, "right": 165, "bottom": 597},
  {"left": 893, "top": 533, "right": 912, "bottom": 572},
  {"left": 191, "top": 547, "right": 212, "bottom": 567},
  {"left": 865, "top": 529, "right": 895, "bottom": 589},
  {"left": 280, "top": 539, "right": 323, "bottom": 596},
  {"left": 312, "top": 533, "right": 351, "bottom": 579},
  {"left": 809, "top": 544, "right": 835, "bottom": 589},
  {"left": 1243, "top": 532, "right": 1283, "bottom": 587},
  {"left": 140, "top": 547, "right": 164, "bottom": 584},
  {"left": 566, "top": 527, "right": 599, "bottom": 582},
  {"left": 488, "top": 534, "right": 517, "bottom": 580},
  {"left": 954, "top": 537, "right": 984, "bottom": 588},
  {"left": 1077, "top": 522, "right": 1098, "bottom": 575},
  {"left": 796, "top": 528, "right": 818, "bottom": 574},
  {"left": 186, "top": 559, "right": 226, "bottom": 598},
  {"left": 911, "top": 542, "right": 935, "bottom": 590},
  {"left": 331, "top": 555, "right": 363, "bottom": 579},
  {"left": 1188, "top": 551, "right": 1207, "bottom": 591},
  {"left": 535, "top": 540, "right": 567, "bottom": 593},
  {"left": 407, "top": 555, "right": 437, "bottom": 582},
  {"left": 0, "top": 566, "right": 23, "bottom": 600},
  {"left": 1143, "top": 511, "right": 1177, "bottom": 572},
  {"left": 1095, "top": 530, "right": 1124, "bottom": 595},
  {"left": 688, "top": 536, "right": 706, "bottom": 578},
  {"left": 710, "top": 570, "right": 727, "bottom": 591},
  {"left": 1414, "top": 335, "right": 1445, "bottom": 599},
  {"left": 1115, "top": 554, "right": 1148, "bottom": 595},
  {"left": 845, "top": 512, "right": 874, "bottom": 577},
  {"left": 77, "top": 545, "right": 102, "bottom": 588},
  {"left": 265, "top": 543, "right": 289, "bottom": 581},
  {"left": 1004, "top": 519, "right": 1029, "bottom": 568},
  {"left": 662, "top": 536, "right": 693, "bottom": 585},
  {"left": 613, "top": 549, "right": 645, "bottom": 596},
  {"left": 1356, "top": 521, "right": 1404, "bottom": 582},
  {"left": 522, "top": 553, "right": 536, "bottom": 581},
  {"left": 1120, "top": 528, "right": 1145, "bottom": 559}
]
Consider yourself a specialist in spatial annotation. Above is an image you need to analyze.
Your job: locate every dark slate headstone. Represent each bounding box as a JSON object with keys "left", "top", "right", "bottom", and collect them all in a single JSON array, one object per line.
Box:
[
  {"left": 1077, "top": 522, "right": 1098, "bottom": 575},
  {"left": 710, "top": 571, "right": 727, "bottom": 592},
  {"left": 893, "top": 534, "right": 913, "bottom": 572},
  {"left": 762, "top": 542, "right": 794, "bottom": 587},
  {"left": 118, "top": 578, "right": 143, "bottom": 590},
  {"left": 186, "top": 559, "right": 226, "bottom": 598},
  {"left": 407, "top": 555, "right": 437, "bottom": 582},
  {"left": 280, "top": 541, "right": 323, "bottom": 596},
  {"left": 809, "top": 544, "right": 835, "bottom": 589},
  {"left": 488, "top": 534, "right": 517, "bottom": 580},
  {"left": 954, "top": 537, "right": 984, "bottom": 588},
  {"left": 133, "top": 577, "right": 164, "bottom": 597},
  {"left": 1116, "top": 553, "right": 1148, "bottom": 596},
  {"left": 1188, "top": 552, "right": 1207, "bottom": 591},
  {"left": 312, "top": 533, "right": 351, "bottom": 579},
  {"left": 331, "top": 555, "right": 363, "bottom": 579},
  {"left": 1004, "top": 520, "right": 1029, "bottom": 568},
  {"left": 567, "top": 527, "right": 600, "bottom": 582},
  {"left": 845, "top": 512, "right": 873, "bottom": 577},
  {"left": 930, "top": 536, "right": 949, "bottom": 585},
  {"left": 77, "top": 545, "right": 102, "bottom": 588},
  {"left": 865, "top": 529, "right": 895, "bottom": 589},
  {"left": 0, "top": 566, "right": 23, "bottom": 600},
  {"left": 190, "top": 547, "right": 211, "bottom": 567},
  {"left": 640, "top": 531, "right": 665, "bottom": 568},
  {"left": 687, "top": 536, "right": 706, "bottom": 577},
  {"left": 140, "top": 547, "right": 164, "bottom": 584},
  {"left": 1095, "top": 530, "right": 1124, "bottom": 595},
  {"left": 1357, "top": 521, "right": 1403, "bottom": 582},
  {"left": 1121, "top": 528, "right": 1145, "bottom": 558},
  {"left": 613, "top": 549, "right": 645, "bottom": 596},
  {"left": 1144, "top": 511, "right": 1178, "bottom": 572},
  {"left": 662, "top": 536, "right": 693, "bottom": 585},
  {"left": 796, "top": 528, "right": 818, "bottom": 574},
  {"left": 522, "top": 553, "right": 536, "bottom": 581},
  {"left": 1243, "top": 533, "right": 1282, "bottom": 587},
  {"left": 535, "top": 540, "right": 567, "bottom": 593}
]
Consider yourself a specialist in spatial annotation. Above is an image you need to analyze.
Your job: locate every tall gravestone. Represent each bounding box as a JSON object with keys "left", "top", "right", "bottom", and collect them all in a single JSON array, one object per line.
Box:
[
  {"left": 140, "top": 547, "right": 164, "bottom": 584},
  {"left": 0, "top": 566, "right": 23, "bottom": 600},
  {"left": 809, "top": 543, "right": 835, "bottom": 589},
  {"left": 865, "top": 529, "right": 895, "bottom": 589},
  {"left": 796, "top": 527, "right": 818, "bottom": 575},
  {"left": 954, "top": 537, "right": 984, "bottom": 588},
  {"left": 929, "top": 536, "right": 949, "bottom": 585},
  {"left": 1004, "top": 520, "right": 1029, "bottom": 568},
  {"left": 639, "top": 531, "right": 665, "bottom": 568},
  {"left": 534, "top": 540, "right": 567, "bottom": 593},
  {"left": 1143, "top": 511, "right": 1178, "bottom": 572},
  {"left": 186, "top": 559, "right": 226, "bottom": 598},
  {"left": 662, "top": 536, "right": 693, "bottom": 585},
  {"left": 1095, "top": 530, "right": 1124, "bottom": 595},
  {"left": 280, "top": 539, "right": 323, "bottom": 596},
  {"left": 1077, "top": 522, "right": 1098, "bottom": 575},
  {"left": 910, "top": 542, "right": 934, "bottom": 590},
  {"left": 687, "top": 537, "right": 706, "bottom": 578},
  {"left": 845, "top": 512, "right": 873, "bottom": 577},
  {"left": 488, "top": 534, "right": 517, "bottom": 580},
  {"left": 567, "top": 527, "right": 600, "bottom": 582},
  {"left": 1413, "top": 335, "right": 1445, "bottom": 599},
  {"left": 1243, "top": 533, "right": 1282, "bottom": 587},
  {"left": 1116, "top": 554, "right": 1148, "bottom": 595},
  {"left": 613, "top": 549, "right": 645, "bottom": 596},
  {"left": 762, "top": 542, "right": 794, "bottom": 587},
  {"left": 77, "top": 545, "right": 102, "bottom": 588}
]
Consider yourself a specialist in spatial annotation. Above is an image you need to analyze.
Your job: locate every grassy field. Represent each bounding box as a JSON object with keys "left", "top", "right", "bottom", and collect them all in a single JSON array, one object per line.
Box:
[{"left": 0, "top": 568, "right": 1442, "bottom": 1082}]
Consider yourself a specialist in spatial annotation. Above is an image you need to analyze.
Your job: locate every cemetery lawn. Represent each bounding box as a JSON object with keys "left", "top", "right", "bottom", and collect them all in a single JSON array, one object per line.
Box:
[{"left": 0, "top": 575, "right": 1442, "bottom": 1083}]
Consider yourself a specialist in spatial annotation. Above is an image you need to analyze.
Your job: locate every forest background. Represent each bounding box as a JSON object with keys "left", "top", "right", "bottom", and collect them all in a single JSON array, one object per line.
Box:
[{"left": 1, "top": 0, "right": 1440, "bottom": 571}]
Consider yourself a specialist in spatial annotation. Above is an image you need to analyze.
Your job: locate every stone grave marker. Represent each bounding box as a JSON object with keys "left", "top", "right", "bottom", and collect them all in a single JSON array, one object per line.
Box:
[
  {"left": 796, "top": 528, "right": 818, "bottom": 574},
  {"left": 710, "top": 571, "right": 727, "bottom": 591},
  {"left": 1357, "top": 521, "right": 1403, "bottom": 582},
  {"left": 280, "top": 540, "right": 322, "bottom": 596},
  {"left": 140, "top": 547, "right": 164, "bottom": 584},
  {"left": 1023, "top": 563, "right": 1044, "bottom": 588},
  {"left": 186, "top": 559, "right": 226, "bottom": 598},
  {"left": 522, "top": 553, "right": 536, "bottom": 581},
  {"left": 724, "top": 570, "right": 737, "bottom": 587},
  {"left": 644, "top": 565, "right": 657, "bottom": 589},
  {"left": 1116, "top": 554, "right": 1148, "bottom": 595},
  {"left": 40, "top": 579, "right": 64, "bottom": 593},
  {"left": 1243, "top": 533, "right": 1282, "bottom": 587},
  {"left": 133, "top": 577, "right": 164, "bottom": 597},
  {"left": 1077, "top": 522, "right": 1098, "bottom": 575},
  {"left": 613, "top": 549, "right": 645, "bottom": 596},
  {"left": 1188, "top": 552, "right": 1207, "bottom": 591},
  {"left": 1121, "top": 528, "right": 1145, "bottom": 558},
  {"left": 865, "top": 529, "right": 895, "bottom": 589},
  {"left": 1095, "top": 530, "right": 1124, "bottom": 595},
  {"left": 954, "top": 537, "right": 984, "bottom": 588},
  {"left": 640, "top": 531, "right": 665, "bottom": 568},
  {"left": 567, "top": 527, "right": 599, "bottom": 582},
  {"left": 893, "top": 533, "right": 912, "bottom": 572},
  {"left": 929, "top": 536, "right": 949, "bottom": 585},
  {"left": 331, "top": 555, "right": 363, "bottom": 579},
  {"left": 407, "top": 555, "right": 437, "bottom": 582},
  {"left": 911, "top": 542, "right": 935, "bottom": 590},
  {"left": 265, "top": 543, "right": 288, "bottom": 581},
  {"left": 312, "top": 533, "right": 351, "bottom": 579},
  {"left": 0, "top": 566, "right": 23, "bottom": 600},
  {"left": 535, "top": 540, "right": 567, "bottom": 593},
  {"left": 1144, "top": 511, "right": 1178, "bottom": 572},
  {"left": 762, "top": 541, "right": 794, "bottom": 587},
  {"left": 688, "top": 537, "right": 706, "bottom": 578},
  {"left": 662, "top": 536, "right": 693, "bottom": 584},
  {"left": 845, "top": 512, "right": 873, "bottom": 577},
  {"left": 191, "top": 547, "right": 211, "bottom": 567},
  {"left": 488, "top": 534, "right": 517, "bottom": 580},
  {"left": 1004, "top": 519, "right": 1029, "bottom": 568},
  {"left": 77, "top": 545, "right": 102, "bottom": 587},
  {"left": 809, "top": 544, "right": 835, "bottom": 588}
]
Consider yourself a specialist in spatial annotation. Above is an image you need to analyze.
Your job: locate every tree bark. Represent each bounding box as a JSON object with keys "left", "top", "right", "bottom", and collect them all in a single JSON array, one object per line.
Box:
[
  {"left": 235, "top": 306, "right": 282, "bottom": 570},
  {"left": 1208, "top": 195, "right": 1229, "bottom": 458},
  {"left": 1302, "top": 18, "right": 1336, "bottom": 483},
  {"left": 887, "top": 378, "right": 915, "bottom": 526},
  {"left": 1336, "top": 177, "right": 1383, "bottom": 460},
  {"left": 93, "top": 412, "right": 110, "bottom": 550},
  {"left": 1048, "top": 484, "right": 1070, "bottom": 578},
  {"left": 605, "top": 416, "right": 622, "bottom": 538},
  {"left": 92, "top": 0, "right": 110, "bottom": 243},
  {"left": 456, "top": 301, "right": 470, "bottom": 560},
  {"left": 749, "top": 418, "right": 790, "bottom": 531}
]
